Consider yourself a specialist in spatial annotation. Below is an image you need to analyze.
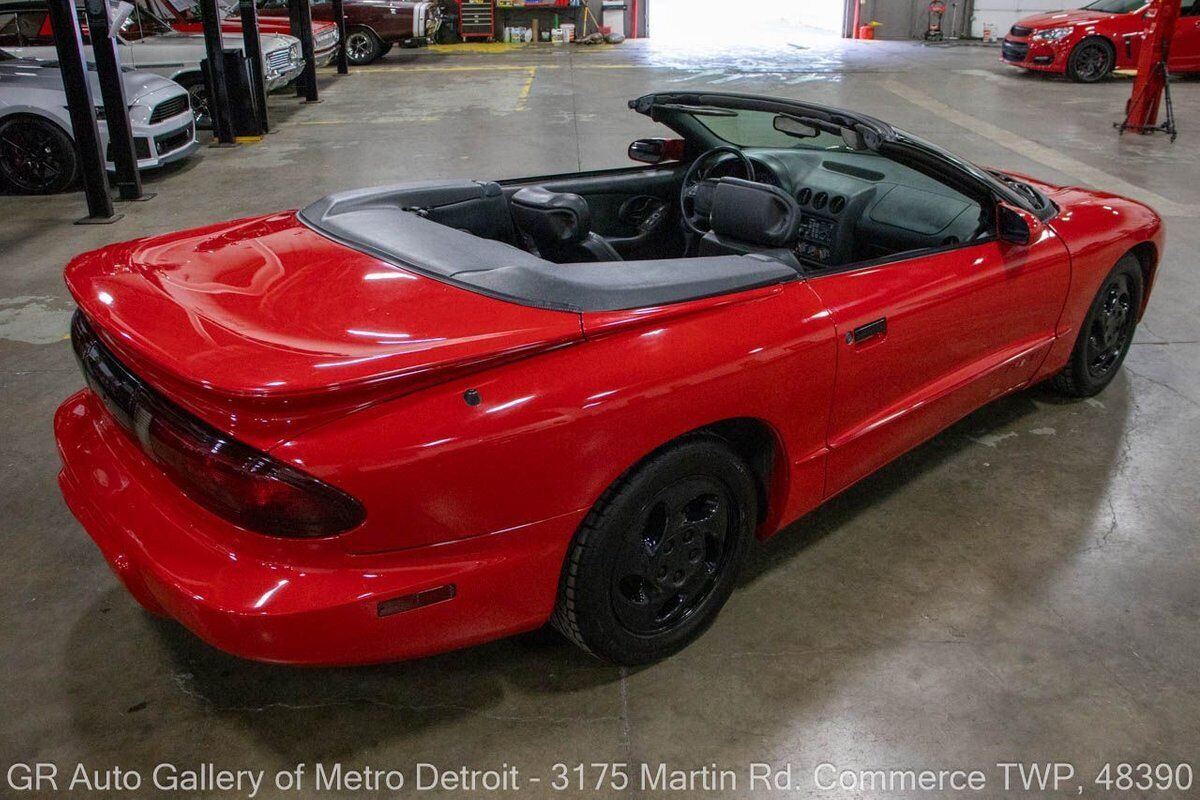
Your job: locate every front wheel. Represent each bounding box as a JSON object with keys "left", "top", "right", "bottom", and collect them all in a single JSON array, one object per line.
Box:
[
  {"left": 345, "top": 27, "right": 384, "bottom": 65},
  {"left": 0, "top": 116, "right": 79, "bottom": 194},
  {"left": 1066, "top": 39, "right": 1114, "bottom": 83},
  {"left": 1051, "top": 254, "right": 1143, "bottom": 398},
  {"left": 552, "top": 435, "right": 757, "bottom": 664},
  {"left": 177, "top": 74, "right": 211, "bottom": 130}
]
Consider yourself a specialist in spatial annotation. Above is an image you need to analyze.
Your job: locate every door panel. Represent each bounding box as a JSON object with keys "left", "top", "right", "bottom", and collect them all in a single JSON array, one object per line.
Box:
[
  {"left": 1172, "top": 0, "right": 1200, "bottom": 72},
  {"left": 810, "top": 230, "right": 1071, "bottom": 497}
]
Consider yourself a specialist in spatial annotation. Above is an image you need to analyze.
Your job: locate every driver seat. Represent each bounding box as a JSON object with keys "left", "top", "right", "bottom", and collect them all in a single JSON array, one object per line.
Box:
[
  {"left": 698, "top": 178, "right": 803, "bottom": 272},
  {"left": 510, "top": 187, "right": 623, "bottom": 263}
]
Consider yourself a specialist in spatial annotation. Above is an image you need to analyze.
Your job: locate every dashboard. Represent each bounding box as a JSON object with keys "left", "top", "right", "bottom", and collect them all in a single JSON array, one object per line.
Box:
[{"left": 701, "top": 150, "right": 990, "bottom": 269}]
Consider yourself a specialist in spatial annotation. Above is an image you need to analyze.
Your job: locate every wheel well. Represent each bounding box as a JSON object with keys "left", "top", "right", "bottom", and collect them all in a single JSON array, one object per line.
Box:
[
  {"left": 347, "top": 23, "right": 381, "bottom": 38},
  {"left": 696, "top": 418, "right": 781, "bottom": 526},
  {"left": 1074, "top": 35, "right": 1115, "bottom": 59},
  {"left": 0, "top": 111, "right": 72, "bottom": 140},
  {"left": 1128, "top": 241, "right": 1158, "bottom": 314}
]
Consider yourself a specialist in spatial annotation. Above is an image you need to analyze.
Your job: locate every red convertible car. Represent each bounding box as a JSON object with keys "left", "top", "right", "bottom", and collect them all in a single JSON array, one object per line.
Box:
[
  {"left": 54, "top": 92, "right": 1162, "bottom": 665},
  {"left": 1003, "top": 0, "right": 1200, "bottom": 82}
]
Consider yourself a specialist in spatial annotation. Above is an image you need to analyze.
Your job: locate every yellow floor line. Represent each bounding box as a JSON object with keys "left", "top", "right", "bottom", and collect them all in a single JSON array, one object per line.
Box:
[{"left": 515, "top": 66, "right": 537, "bottom": 111}]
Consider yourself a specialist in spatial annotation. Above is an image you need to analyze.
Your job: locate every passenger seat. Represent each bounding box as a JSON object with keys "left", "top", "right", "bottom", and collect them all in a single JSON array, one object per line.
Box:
[{"left": 510, "top": 187, "right": 623, "bottom": 263}]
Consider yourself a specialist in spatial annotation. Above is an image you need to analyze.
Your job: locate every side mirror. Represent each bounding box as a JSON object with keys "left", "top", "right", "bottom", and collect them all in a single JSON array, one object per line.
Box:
[
  {"left": 628, "top": 138, "right": 683, "bottom": 164},
  {"left": 997, "top": 204, "right": 1040, "bottom": 245}
]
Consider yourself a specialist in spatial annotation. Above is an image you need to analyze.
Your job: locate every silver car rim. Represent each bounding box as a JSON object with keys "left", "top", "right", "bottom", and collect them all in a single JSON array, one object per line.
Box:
[{"left": 346, "top": 31, "right": 375, "bottom": 62}]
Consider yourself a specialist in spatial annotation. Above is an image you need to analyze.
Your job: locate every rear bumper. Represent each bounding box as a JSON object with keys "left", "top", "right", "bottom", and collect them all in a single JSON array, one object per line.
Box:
[{"left": 55, "top": 389, "right": 580, "bottom": 665}]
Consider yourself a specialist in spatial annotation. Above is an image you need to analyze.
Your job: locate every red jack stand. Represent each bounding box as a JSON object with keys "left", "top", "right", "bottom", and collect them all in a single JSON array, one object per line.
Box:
[{"left": 1116, "top": 0, "right": 1179, "bottom": 142}]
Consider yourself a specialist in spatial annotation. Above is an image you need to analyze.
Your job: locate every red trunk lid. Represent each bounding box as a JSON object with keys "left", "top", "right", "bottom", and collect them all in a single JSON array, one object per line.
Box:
[{"left": 65, "top": 212, "right": 583, "bottom": 447}]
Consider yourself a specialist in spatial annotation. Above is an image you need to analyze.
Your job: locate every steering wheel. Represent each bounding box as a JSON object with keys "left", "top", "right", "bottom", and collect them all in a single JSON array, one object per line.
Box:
[{"left": 679, "top": 146, "right": 757, "bottom": 236}]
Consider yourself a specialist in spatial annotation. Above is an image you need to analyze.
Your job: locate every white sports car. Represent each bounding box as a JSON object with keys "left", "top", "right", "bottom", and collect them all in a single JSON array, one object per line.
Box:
[
  {"left": 0, "top": 49, "right": 197, "bottom": 192},
  {"left": 0, "top": 0, "right": 305, "bottom": 124}
]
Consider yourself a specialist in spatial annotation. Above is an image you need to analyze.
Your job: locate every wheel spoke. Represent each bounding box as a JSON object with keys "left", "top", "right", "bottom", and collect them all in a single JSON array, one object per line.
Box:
[{"left": 609, "top": 474, "right": 735, "bottom": 636}]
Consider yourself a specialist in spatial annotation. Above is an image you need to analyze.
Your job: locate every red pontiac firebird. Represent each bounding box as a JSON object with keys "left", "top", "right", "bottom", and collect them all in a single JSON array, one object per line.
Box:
[
  {"left": 1002, "top": 0, "right": 1200, "bottom": 82},
  {"left": 54, "top": 92, "right": 1163, "bottom": 666}
]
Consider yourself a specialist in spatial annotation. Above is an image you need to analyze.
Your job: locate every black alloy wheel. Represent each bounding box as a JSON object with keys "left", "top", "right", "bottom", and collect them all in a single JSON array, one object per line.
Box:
[
  {"left": 0, "top": 116, "right": 78, "bottom": 194},
  {"left": 552, "top": 435, "right": 756, "bottom": 664},
  {"left": 1051, "top": 254, "right": 1143, "bottom": 398},
  {"left": 610, "top": 476, "right": 733, "bottom": 635},
  {"left": 1084, "top": 272, "right": 1135, "bottom": 379},
  {"left": 1067, "top": 40, "right": 1113, "bottom": 83}
]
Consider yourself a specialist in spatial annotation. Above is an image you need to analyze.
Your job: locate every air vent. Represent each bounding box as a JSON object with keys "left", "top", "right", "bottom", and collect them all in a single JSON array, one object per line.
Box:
[
  {"left": 797, "top": 187, "right": 812, "bottom": 205},
  {"left": 813, "top": 191, "right": 828, "bottom": 210},
  {"left": 829, "top": 196, "right": 846, "bottom": 214}
]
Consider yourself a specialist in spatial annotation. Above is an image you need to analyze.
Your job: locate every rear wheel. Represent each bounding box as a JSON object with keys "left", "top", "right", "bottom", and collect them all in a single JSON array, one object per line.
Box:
[
  {"left": 345, "top": 27, "right": 384, "bottom": 64},
  {"left": 1051, "top": 255, "right": 1143, "bottom": 398},
  {"left": 552, "top": 435, "right": 756, "bottom": 664},
  {"left": 0, "top": 115, "right": 78, "bottom": 194},
  {"left": 1066, "top": 38, "right": 1114, "bottom": 83}
]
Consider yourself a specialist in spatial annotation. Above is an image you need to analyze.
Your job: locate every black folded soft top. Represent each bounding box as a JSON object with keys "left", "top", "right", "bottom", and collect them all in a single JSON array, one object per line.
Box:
[{"left": 298, "top": 180, "right": 797, "bottom": 313}]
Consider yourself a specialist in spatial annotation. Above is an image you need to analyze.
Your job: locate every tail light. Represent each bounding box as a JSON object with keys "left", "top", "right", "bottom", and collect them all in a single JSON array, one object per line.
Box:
[{"left": 71, "top": 312, "right": 365, "bottom": 538}]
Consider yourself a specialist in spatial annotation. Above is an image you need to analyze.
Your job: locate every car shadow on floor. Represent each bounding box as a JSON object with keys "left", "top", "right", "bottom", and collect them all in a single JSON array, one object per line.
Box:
[{"left": 61, "top": 377, "right": 1130, "bottom": 764}]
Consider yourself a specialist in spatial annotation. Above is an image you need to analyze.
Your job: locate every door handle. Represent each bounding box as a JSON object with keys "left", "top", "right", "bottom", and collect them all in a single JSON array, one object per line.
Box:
[{"left": 850, "top": 318, "right": 887, "bottom": 344}]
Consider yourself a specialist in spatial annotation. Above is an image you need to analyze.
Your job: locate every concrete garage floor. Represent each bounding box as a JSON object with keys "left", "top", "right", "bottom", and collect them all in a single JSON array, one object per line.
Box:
[{"left": 2, "top": 32, "right": 1199, "bottom": 798}]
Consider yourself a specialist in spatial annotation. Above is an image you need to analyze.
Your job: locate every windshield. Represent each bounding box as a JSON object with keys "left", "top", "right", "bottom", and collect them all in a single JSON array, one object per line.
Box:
[
  {"left": 1080, "top": 0, "right": 1145, "bottom": 14},
  {"left": 0, "top": 48, "right": 13, "bottom": 61},
  {"left": 688, "top": 107, "right": 862, "bottom": 152}
]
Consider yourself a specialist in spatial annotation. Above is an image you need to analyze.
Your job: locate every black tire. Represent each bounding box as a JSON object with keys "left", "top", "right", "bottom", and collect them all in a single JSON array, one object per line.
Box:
[
  {"left": 0, "top": 115, "right": 78, "bottom": 194},
  {"left": 1066, "top": 38, "right": 1114, "bottom": 83},
  {"left": 379, "top": 41, "right": 394, "bottom": 57},
  {"left": 177, "top": 74, "right": 211, "bottom": 130},
  {"left": 345, "top": 27, "right": 384, "bottom": 65},
  {"left": 1051, "top": 254, "right": 1143, "bottom": 398},
  {"left": 552, "top": 435, "right": 757, "bottom": 664}
]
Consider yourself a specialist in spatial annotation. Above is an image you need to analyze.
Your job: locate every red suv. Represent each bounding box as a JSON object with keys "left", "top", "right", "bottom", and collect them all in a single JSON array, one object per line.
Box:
[{"left": 1002, "top": 0, "right": 1200, "bottom": 82}]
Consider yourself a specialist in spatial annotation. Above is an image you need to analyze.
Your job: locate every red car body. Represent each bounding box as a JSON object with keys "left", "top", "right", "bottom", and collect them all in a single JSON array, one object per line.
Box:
[
  {"left": 54, "top": 93, "right": 1164, "bottom": 665},
  {"left": 1002, "top": 0, "right": 1200, "bottom": 78}
]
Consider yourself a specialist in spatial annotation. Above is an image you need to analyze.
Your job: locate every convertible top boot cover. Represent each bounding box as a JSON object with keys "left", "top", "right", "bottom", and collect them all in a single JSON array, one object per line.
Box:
[{"left": 299, "top": 181, "right": 797, "bottom": 313}]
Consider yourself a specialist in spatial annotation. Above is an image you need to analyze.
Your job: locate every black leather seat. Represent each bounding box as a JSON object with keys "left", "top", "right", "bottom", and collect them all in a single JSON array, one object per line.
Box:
[
  {"left": 510, "top": 186, "right": 622, "bottom": 263},
  {"left": 698, "top": 178, "right": 803, "bottom": 272}
]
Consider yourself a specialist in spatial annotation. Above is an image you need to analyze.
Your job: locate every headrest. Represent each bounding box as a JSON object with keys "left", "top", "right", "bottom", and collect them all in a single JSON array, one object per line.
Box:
[
  {"left": 510, "top": 186, "right": 592, "bottom": 245},
  {"left": 709, "top": 178, "right": 800, "bottom": 248}
]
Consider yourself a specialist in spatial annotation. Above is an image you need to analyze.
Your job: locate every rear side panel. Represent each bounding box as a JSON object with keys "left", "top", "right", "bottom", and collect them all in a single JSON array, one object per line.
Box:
[{"left": 275, "top": 281, "right": 838, "bottom": 554}]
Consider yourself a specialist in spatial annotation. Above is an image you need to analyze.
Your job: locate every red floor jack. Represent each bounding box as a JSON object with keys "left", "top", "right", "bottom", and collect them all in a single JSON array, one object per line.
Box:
[
  {"left": 1117, "top": 0, "right": 1179, "bottom": 141},
  {"left": 924, "top": 1, "right": 947, "bottom": 41}
]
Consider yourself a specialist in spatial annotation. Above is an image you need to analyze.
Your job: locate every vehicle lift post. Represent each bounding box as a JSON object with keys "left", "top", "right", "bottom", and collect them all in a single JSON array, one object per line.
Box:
[
  {"left": 331, "top": 0, "right": 348, "bottom": 74},
  {"left": 82, "top": 0, "right": 148, "bottom": 201},
  {"left": 237, "top": 0, "right": 271, "bottom": 132},
  {"left": 1117, "top": 0, "right": 1179, "bottom": 141},
  {"left": 197, "top": 0, "right": 238, "bottom": 144},
  {"left": 44, "top": 0, "right": 120, "bottom": 222},
  {"left": 287, "top": 0, "right": 319, "bottom": 101}
]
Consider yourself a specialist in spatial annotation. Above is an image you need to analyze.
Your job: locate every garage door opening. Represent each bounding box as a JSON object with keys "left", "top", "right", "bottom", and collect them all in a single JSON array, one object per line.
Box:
[{"left": 647, "top": 0, "right": 846, "bottom": 44}]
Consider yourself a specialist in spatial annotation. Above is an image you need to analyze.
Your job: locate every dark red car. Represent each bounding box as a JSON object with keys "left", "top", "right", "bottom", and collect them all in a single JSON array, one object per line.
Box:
[
  {"left": 256, "top": 0, "right": 440, "bottom": 64},
  {"left": 55, "top": 92, "right": 1162, "bottom": 666},
  {"left": 142, "top": 0, "right": 342, "bottom": 68},
  {"left": 1003, "top": 0, "right": 1200, "bottom": 82}
]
